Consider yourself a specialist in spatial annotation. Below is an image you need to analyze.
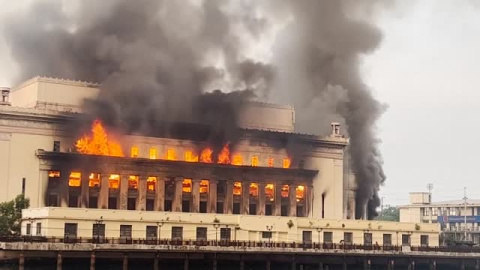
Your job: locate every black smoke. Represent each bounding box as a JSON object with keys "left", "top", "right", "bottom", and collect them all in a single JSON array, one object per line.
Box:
[{"left": 3, "top": 0, "right": 388, "bottom": 219}]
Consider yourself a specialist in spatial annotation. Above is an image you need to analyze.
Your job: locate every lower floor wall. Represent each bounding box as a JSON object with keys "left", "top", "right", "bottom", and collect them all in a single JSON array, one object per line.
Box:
[{"left": 21, "top": 207, "right": 440, "bottom": 247}]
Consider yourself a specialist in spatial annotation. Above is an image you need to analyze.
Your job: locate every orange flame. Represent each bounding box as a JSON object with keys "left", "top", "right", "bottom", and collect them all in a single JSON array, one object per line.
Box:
[
  {"left": 217, "top": 143, "right": 231, "bottom": 164},
  {"left": 283, "top": 157, "right": 291, "bottom": 168},
  {"left": 200, "top": 148, "right": 213, "bottom": 163},
  {"left": 75, "top": 120, "right": 124, "bottom": 157}
]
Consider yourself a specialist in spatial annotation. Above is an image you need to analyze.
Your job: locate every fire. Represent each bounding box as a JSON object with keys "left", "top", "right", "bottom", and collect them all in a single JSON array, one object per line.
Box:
[
  {"left": 200, "top": 148, "right": 213, "bottom": 163},
  {"left": 75, "top": 120, "right": 124, "bottom": 157},
  {"left": 217, "top": 143, "right": 231, "bottom": 164},
  {"left": 232, "top": 154, "right": 243, "bottom": 166},
  {"left": 283, "top": 157, "right": 291, "bottom": 169},
  {"left": 166, "top": 149, "right": 176, "bottom": 160}
]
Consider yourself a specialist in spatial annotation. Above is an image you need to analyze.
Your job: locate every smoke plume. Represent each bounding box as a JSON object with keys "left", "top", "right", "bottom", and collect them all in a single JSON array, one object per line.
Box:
[{"left": 3, "top": 0, "right": 387, "bottom": 218}]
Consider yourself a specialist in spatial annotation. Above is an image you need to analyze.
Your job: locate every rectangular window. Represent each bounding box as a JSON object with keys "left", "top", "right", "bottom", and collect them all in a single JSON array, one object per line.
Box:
[
  {"left": 200, "top": 180, "right": 209, "bottom": 193},
  {"left": 220, "top": 228, "right": 231, "bottom": 241},
  {"left": 147, "top": 177, "right": 156, "bottom": 192},
  {"left": 127, "top": 198, "right": 136, "bottom": 210},
  {"left": 26, "top": 223, "right": 31, "bottom": 235},
  {"left": 146, "top": 226, "right": 158, "bottom": 239},
  {"left": 251, "top": 156, "right": 259, "bottom": 167},
  {"left": 249, "top": 183, "right": 258, "bottom": 196},
  {"left": 302, "top": 231, "right": 312, "bottom": 244},
  {"left": 421, "top": 235, "right": 429, "bottom": 247},
  {"left": 166, "top": 149, "right": 176, "bottom": 160},
  {"left": 281, "top": 185, "right": 289, "bottom": 198},
  {"left": 131, "top": 146, "right": 139, "bottom": 158},
  {"left": 109, "top": 174, "right": 120, "bottom": 189},
  {"left": 68, "top": 172, "right": 81, "bottom": 187},
  {"left": 48, "top": 194, "right": 58, "bottom": 207},
  {"left": 128, "top": 176, "right": 139, "bottom": 190},
  {"left": 146, "top": 199, "right": 154, "bottom": 211},
  {"left": 281, "top": 205, "right": 288, "bottom": 216},
  {"left": 22, "top": 178, "right": 26, "bottom": 195},
  {"left": 36, "top": 223, "right": 41, "bottom": 236},
  {"left": 200, "top": 201, "right": 207, "bottom": 213},
  {"left": 265, "top": 205, "right": 273, "bottom": 216},
  {"left": 92, "top": 223, "right": 105, "bottom": 239},
  {"left": 265, "top": 184, "right": 274, "bottom": 201},
  {"left": 149, "top": 148, "right": 157, "bottom": 159},
  {"left": 53, "top": 140, "right": 60, "bottom": 152},
  {"left": 108, "top": 197, "right": 117, "bottom": 209},
  {"left": 172, "top": 227, "right": 183, "bottom": 241},
  {"left": 344, "top": 232, "right": 353, "bottom": 245},
  {"left": 323, "top": 232, "right": 333, "bottom": 244},
  {"left": 249, "top": 204, "right": 257, "bottom": 215},
  {"left": 267, "top": 158, "right": 274, "bottom": 167},
  {"left": 164, "top": 200, "right": 172, "bottom": 211},
  {"left": 89, "top": 173, "right": 100, "bottom": 188},
  {"left": 364, "top": 233, "right": 373, "bottom": 246},
  {"left": 183, "top": 179, "right": 192, "bottom": 193},
  {"left": 64, "top": 223, "right": 78, "bottom": 239},
  {"left": 68, "top": 194, "right": 78, "bottom": 207},
  {"left": 262, "top": 231, "right": 272, "bottom": 239},
  {"left": 48, "top": 170, "right": 61, "bottom": 178},
  {"left": 88, "top": 197, "right": 98, "bottom": 208},
  {"left": 402, "top": 234, "right": 411, "bottom": 246},
  {"left": 120, "top": 225, "right": 132, "bottom": 244},
  {"left": 233, "top": 182, "right": 242, "bottom": 196},
  {"left": 216, "top": 202, "right": 224, "bottom": 214},
  {"left": 233, "top": 202, "right": 240, "bottom": 214},
  {"left": 182, "top": 200, "right": 190, "bottom": 212},
  {"left": 383, "top": 234, "right": 392, "bottom": 246},
  {"left": 184, "top": 150, "right": 198, "bottom": 162},
  {"left": 196, "top": 227, "right": 207, "bottom": 241}
]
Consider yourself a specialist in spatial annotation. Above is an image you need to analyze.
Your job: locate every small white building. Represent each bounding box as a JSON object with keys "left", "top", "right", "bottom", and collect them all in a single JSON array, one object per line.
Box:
[{"left": 399, "top": 192, "right": 480, "bottom": 244}]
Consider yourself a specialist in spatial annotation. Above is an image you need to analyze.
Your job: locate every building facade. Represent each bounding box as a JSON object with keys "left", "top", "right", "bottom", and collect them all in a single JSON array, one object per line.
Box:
[
  {"left": 0, "top": 76, "right": 440, "bottom": 247},
  {"left": 400, "top": 192, "right": 480, "bottom": 244}
]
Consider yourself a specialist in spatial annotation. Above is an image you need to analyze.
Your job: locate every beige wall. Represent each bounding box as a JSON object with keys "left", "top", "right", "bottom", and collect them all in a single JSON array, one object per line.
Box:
[
  {"left": 22, "top": 207, "right": 440, "bottom": 247},
  {"left": 400, "top": 207, "right": 422, "bottom": 223},
  {"left": 237, "top": 102, "right": 294, "bottom": 132}
]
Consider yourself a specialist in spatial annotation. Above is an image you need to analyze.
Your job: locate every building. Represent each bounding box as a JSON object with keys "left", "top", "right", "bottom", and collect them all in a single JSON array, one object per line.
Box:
[
  {"left": 0, "top": 76, "right": 439, "bottom": 249},
  {"left": 400, "top": 192, "right": 480, "bottom": 244}
]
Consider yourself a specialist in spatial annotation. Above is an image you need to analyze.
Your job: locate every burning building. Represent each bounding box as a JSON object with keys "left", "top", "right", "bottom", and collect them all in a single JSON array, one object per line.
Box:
[{"left": 0, "top": 77, "right": 439, "bottom": 248}]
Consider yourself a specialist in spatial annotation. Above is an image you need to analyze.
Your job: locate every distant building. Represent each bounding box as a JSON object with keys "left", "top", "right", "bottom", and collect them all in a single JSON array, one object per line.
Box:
[{"left": 400, "top": 192, "right": 480, "bottom": 244}]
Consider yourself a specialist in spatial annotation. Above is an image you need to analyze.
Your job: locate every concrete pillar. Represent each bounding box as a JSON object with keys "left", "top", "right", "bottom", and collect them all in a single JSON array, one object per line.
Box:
[
  {"left": 274, "top": 183, "right": 282, "bottom": 216},
  {"left": 266, "top": 260, "right": 271, "bottom": 270},
  {"left": 59, "top": 172, "right": 69, "bottom": 207},
  {"left": 192, "top": 179, "right": 201, "bottom": 213},
  {"left": 90, "top": 252, "right": 96, "bottom": 270},
  {"left": 99, "top": 174, "right": 109, "bottom": 209},
  {"left": 306, "top": 185, "right": 313, "bottom": 217},
  {"left": 119, "top": 175, "right": 129, "bottom": 210},
  {"left": 318, "top": 262, "right": 324, "bottom": 270},
  {"left": 363, "top": 259, "right": 371, "bottom": 270},
  {"left": 258, "top": 182, "right": 266, "bottom": 215},
  {"left": 153, "top": 254, "right": 159, "bottom": 270},
  {"left": 137, "top": 176, "right": 147, "bottom": 211},
  {"left": 56, "top": 252, "right": 62, "bottom": 270},
  {"left": 213, "top": 255, "right": 217, "bottom": 270},
  {"left": 173, "top": 178, "right": 183, "bottom": 212},
  {"left": 184, "top": 255, "right": 189, "bottom": 270},
  {"left": 19, "top": 252, "right": 25, "bottom": 270},
  {"left": 80, "top": 171, "right": 89, "bottom": 208},
  {"left": 242, "top": 181, "right": 250, "bottom": 215},
  {"left": 155, "top": 176, "right": 165, "bottom": 211},
  {"left": 209, "top": 180, "right": 217, "bottom": 213},
  {"left": 224, "top": 181, "right": 234, "bottom": 214},
  {"left": 289, "top": 184, "right": 297, "bottom": 217},
  {"left": 122, "top": 254, "right": 128, "bottom": 270}
]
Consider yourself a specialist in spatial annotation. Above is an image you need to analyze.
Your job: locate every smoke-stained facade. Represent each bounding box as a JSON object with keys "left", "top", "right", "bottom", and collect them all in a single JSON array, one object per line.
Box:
[{"left": 2, "top": 0, "right": 386, "bottom": 219}]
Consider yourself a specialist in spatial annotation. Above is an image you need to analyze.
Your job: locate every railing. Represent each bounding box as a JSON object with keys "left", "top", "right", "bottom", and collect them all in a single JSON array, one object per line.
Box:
[{"left": 3, "top": 236, "right": 480, "bottom": 253}]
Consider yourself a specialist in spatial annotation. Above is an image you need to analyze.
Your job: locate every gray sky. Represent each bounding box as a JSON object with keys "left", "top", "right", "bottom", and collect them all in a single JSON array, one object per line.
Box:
[{"left": 1, "top": 1, "right": 479, "bottom": 206}]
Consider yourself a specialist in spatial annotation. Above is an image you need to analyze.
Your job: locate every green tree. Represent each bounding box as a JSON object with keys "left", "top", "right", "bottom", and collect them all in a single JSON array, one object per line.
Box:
[
  {"left": 375, "top": 205, "right": 399, "bottom": 222},
  {"left": 0, "top": 194, "right": 30, "bottom": 236}
]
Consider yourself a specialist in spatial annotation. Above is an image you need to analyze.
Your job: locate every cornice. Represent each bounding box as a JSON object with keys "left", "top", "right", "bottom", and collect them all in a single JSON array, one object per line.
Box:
[{"left": 11, "top": 76, "right": 99, "bottom": 91}]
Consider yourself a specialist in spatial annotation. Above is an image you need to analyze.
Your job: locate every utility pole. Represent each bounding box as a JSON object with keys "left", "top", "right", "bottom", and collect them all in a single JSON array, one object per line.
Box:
[
  {"left": 463, "top": 187, "right": 468, "bottom": 241},
  {"left": 381, "top": 197, "right": 384, "bottom": 218}
]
